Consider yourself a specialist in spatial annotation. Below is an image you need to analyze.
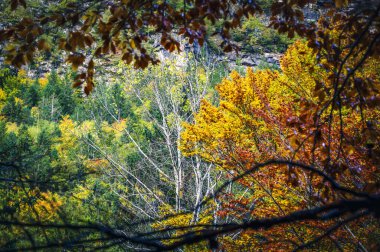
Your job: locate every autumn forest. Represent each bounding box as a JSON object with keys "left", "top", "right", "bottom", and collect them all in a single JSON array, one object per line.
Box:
[{"left": 0, "top": 0, "right": 379, "bottom": 251}]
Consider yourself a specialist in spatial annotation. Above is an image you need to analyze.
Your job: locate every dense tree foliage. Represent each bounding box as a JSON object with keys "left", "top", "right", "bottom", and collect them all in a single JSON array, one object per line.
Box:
[
  {"left": 0, "top": 0, "right": 379, "bottom": 251},
  {"left": 180, "top": 40, "right": 380, "bottom": 250}
]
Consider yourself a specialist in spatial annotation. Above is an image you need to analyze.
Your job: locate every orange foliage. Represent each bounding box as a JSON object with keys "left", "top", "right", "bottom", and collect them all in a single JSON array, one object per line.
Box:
[{"left": 180, "top": 40, "right": 380, "bottom": 250}]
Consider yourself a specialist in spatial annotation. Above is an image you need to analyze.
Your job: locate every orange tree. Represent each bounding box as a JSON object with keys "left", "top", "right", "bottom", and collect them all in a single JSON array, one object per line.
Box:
[
  {"left": 126, "top": 10, "right": 380, "bottom": 248},
  {"left": 178, "top": 39, "right": 380, "bottom": 250}
]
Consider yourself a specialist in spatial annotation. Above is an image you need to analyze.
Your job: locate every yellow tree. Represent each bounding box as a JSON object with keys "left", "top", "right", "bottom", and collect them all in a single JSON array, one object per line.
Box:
[{"left": 180, "top": 40, "right": 380, "bottom": 251}]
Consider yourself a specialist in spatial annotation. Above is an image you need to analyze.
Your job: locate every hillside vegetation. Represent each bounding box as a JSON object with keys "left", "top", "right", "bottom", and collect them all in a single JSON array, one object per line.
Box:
[{"left": 0, "top": 0, "right": 379, "bottom": 251}]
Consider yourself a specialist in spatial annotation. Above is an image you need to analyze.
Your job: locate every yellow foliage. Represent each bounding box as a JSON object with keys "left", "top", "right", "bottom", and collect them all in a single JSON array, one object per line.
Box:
[
  {"left": 79, "top": 120, "right": 96, "bottom": 136},
  {"left": 57, "top": 116, "right": 77, "bottom": 149},
  {"left": 84, "top": 158, "right": 109, "bottom": 172},
  {"left": 151, "top": 204, "right": 213, "bottom": 251},
  {"left": 14, "top": 97, "right": 24, "bottom": 105},
  {"left": 55, "top": 116, "right": 80, "bottom": 166},
  {"left": 198, "top": 68, "right": 207, "bottom": 83},
  {"left": 73, "top": 186, "right": 91, "bottom": 200},
  {"left": 0, "top": 88, "right": 6, "bottom": 101},
  {"left": 179, "top": 41, "right": 335, "bottom": 249},
  {"left": 38, "top": 77, "right": 49, "bottom": 87},
  {"left": 30, "top": 106, "right": 39, "bottom": 118},
  {"left": 33, "top": 191, "right": 63, "bottom": 220},
  {"left": 180, "top": 66, "right": 294, "bottom": 167},
  {"left": 9, "top": 188, "right": 63, "bottom": 222},
  {"left": 6, "top": 122, "right": 19, "bottom": 134},
  {"left": 179, "top": 38, "right": 380, "bottom": 250},
  {"left": 102, "top": 119, "right": 127, "bottom": 140},
  {"left": 27, "top": 125, "right": 41, "bottom": 140},
  {"left": 16, "top": 69, "right": 30, "bottom": 86},
  {"left": 280, "top": 40, "right": 329, "bottom": 103}
]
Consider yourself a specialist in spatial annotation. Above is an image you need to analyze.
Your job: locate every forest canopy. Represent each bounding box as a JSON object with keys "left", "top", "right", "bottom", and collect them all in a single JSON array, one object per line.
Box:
[{"left": 0, "top": 0, "right": 380, "bottom": 251}]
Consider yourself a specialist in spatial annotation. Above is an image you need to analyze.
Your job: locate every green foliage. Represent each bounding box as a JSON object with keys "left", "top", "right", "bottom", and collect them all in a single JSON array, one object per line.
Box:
[
  {"left": 206, "top": 15, "right": 294, "bottom": 54},
  {"left": 43, "top": 69, "right": 76, "bottom": 116},
  {"left": 233, "top": 16, "right": 296, "bottom": 53},
  {"left": 24, "top": 79, "right": 41, "bottom": 107},
  {"left": 0, "top": 0, "right": 379, "bottom": 250}
]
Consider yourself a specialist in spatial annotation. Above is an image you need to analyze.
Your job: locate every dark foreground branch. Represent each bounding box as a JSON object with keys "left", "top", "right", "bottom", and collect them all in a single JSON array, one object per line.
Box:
[
  {"left": 0, "top": 195, "right": 378, "bottom": 251},
  {"left": 154, "top": 196, "right": 379, "bottom": 251}
]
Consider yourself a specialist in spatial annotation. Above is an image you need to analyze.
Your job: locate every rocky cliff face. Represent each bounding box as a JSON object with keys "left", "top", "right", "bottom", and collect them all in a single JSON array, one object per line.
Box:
[
  {"left": 161, "top": 42, "right": 282, "bottom": 71},
  {"left": 0, "top": 40, "right": 283, "bottom": 82},
  {"left": 222, "top": 51, "right": 281, "bottom": 68}
]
